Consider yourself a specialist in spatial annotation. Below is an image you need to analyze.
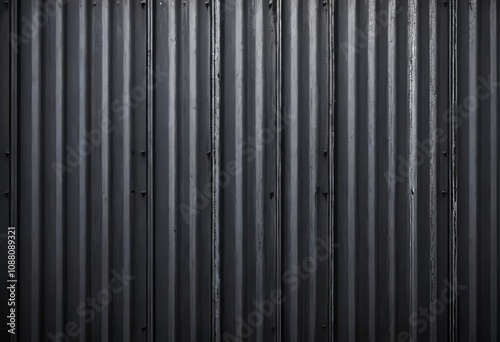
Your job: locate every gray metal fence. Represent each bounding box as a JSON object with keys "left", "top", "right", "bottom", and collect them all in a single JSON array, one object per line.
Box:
[{"left": 0, "top": 0, "right": 498, "bottom": 341}]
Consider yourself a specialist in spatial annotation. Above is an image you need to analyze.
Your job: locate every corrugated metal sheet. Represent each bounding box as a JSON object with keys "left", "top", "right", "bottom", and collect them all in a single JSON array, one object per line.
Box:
[
  {"left": 151, "top": 1, "right": 212, "bottom": 340},
  {"left": 1, "top": 0, "right": 498, "bottom": 341},
  {"left": 334, "top": 0, "right": 452, "bottom": 341},
  {"left": 9, "top": 1, "right": 148, "bottom": 340},
  {"left": 455, "top": 0, "right": 499, "bottom": 340}
]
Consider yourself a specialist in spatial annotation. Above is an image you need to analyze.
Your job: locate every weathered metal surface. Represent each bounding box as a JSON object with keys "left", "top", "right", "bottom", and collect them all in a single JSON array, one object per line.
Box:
[
  {"left": 0, "top": 0, "right": 498, "bottom": 341},
  {"left": 455, "top": 0, "right": 499, "bottom": 340},
  {"left": 9, "top": 0, "right": 148, "bottom": 341},
  {"left": 151, "top": 1, "right": 212, "bottom": 340}
]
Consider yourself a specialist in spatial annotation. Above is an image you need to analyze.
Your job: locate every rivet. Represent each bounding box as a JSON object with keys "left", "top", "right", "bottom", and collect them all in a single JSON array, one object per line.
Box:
[
  {"left": 323, "top": 150, "right": 328, "bottom": 156},
  {"left": 270, "top": 192, "right": 275, "bottom": 199},
  {"left": 141, "top": 191, "right": 147, "bottom": 197},
  {"left": 4, "top": 151, "right": 9, "bottom": 157},
  {"left": 441, "top": 191, "right": 447, "bottom": 196},
  {"left": 140, "top": 150, "right": 146, "bottom": 156}
]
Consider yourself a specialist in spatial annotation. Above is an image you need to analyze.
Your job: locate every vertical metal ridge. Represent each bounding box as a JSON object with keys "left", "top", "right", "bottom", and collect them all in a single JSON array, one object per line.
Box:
[
  {"left": 468, "top": 1, "right": 478, "bottom": 339},
  {"left": 211, "top": 0, "right": 221, "bottom": 340},
  {"left": 122, "top": 0, "right": 132, "bottom": 340},
  {"left": 407, "top": 2, "right": 418, "bottom": 341},
  {"left": 367, "top": 1, "right": 376, "bottom": 341},
  {"left": 307, "top": 0, "right": 318, "bottom": 340},
  {"left": 275, "top": 0, "right": 282, "bottom": 340},
  {"left": 188, "top": 2, "right": 198, "bottom": 340},
  {"left": 254, "top": 1, "right": 264, "bottom": 341},
  {"left": 234, "top": 0, "right": 244, "bottom": 328},
  {"left": 346, "top": 1, "right": 356, "bottom": 340},
  {"left": 387, "top": 0, "right": 396, "bottom": 340},
  {"left": 428, "top": 0, "right": 438, "bottom": 340},
  {"left": 288, "top": 0, "right": 299, "bottom": 339},
  {"left": 327, "top": 0, "right": 335, "bottom": 340},
  {"left": 101, "top": 1, "right": 110, "bottom": 340},
  {"left": 489, "top": 2, "right": 498, "bottom": 341},
  {"left": 55, "top": 0, "right": 64, "bottom": 335},
  {"left": 31, "top": 0, "right": 42, "bottom": 339},
  {"left": 146, "top": 0, "right": 154, "bottom": 339},
  {"left": 167, "top": 1, "right": 178, "bottom": 341},
  {"left": 449, "top": 0, "right": 458, "bottom": 339},
  {"left": 78, "top": 2, "right": 88, "bottom": 341}
]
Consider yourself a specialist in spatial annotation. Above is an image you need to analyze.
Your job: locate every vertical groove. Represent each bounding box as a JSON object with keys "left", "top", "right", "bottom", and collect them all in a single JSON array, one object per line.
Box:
[
  {"left": 254, "top": 1, "right": 264, "bottom": 341},
  {"left": 188, "top": 2, "right": 198, "bottom": 340},
  {"left": 78, "top": 2, "right": 88, "bottom": 341},
  {"left": 468, "top": 1, "right": 478, "bottom": 339},
  {"left": 122, "top": 0, "right": 131, "bottom": 340},
  {"left": 55, "top": 0, "right": 64, "bottom": 336},
  {"left": 367, "top": 1, "right": 376, "bottom": 341},
  {"left": 168, "top": 1, "right": 177, "bottom": 341},
  {"left": 407, "top": 2, "right": 418, "bottom": 341},
  {"left": 101, "top": 1, "right": 110, "bottom": 340},
  {"left": 31, "top": 0, "right": 41, "bottom": 339},
  {"left": 234, "top": 0, "right": 244, "bottom": 328},
  {"left": 387, "top": 0, "right": 396, "bottom": 340},
  {"left": 429, "top": 0, "right": 438, "bottom": 340},
  {"left": 211, "top": 0, "right": 221, "bottom": 339},
  {"left": 288, "top": 0, "right": 299, "bottom": 339},
  {"left": 308, "top": 0, "right": 317, "bottom": 340},
  {"left": 346, "top": 1, "right": 356, "bottom": 340},
  {"left": 490, "top": 1, "right": 498, "bottom": 341}
]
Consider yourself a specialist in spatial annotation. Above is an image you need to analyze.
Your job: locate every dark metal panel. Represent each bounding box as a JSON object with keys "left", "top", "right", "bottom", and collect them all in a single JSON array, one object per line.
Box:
[
  {"left": 218, "top": 1, "right": 278, "bottom": 341},
  {"left": 64, "top": 1, "right": 90, "bottom": 341},
  {"left": 2, "top": 0, "right": 498, "bottom": 341},
  {"left": 152, "top": 0, "right": 212, "bottom": 341},
  {"left": 13, "top": 1, "right": 147, "bottom": 341},
  {"left": 18, "top": 0, "right": 42, "bottom": 339},
  {"left": 334, "top": 1, "right": 450, "bottom": 341},
  {"left": 456, "top": 0, "right": 499, "bottom": 341},
  {"left": 280, "top": 1, "right": 331, "bottom": 341}
]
